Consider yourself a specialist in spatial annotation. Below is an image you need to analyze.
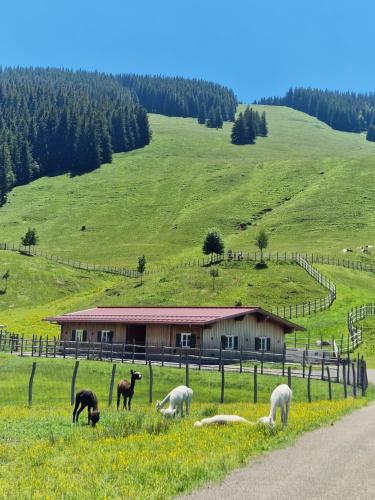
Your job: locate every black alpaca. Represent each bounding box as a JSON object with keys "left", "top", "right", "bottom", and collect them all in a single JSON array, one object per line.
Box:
[
  {"left": 117, "top": 370, "right": 142, "bottom": 410},
  {"left": 72, "top": 390, "right": 100, "bottom": 426}
]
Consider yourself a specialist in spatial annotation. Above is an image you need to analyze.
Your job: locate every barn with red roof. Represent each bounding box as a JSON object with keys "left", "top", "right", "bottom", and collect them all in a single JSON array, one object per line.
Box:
[{"left": 45, "top": 306, "right": 304, "bottom": 354}]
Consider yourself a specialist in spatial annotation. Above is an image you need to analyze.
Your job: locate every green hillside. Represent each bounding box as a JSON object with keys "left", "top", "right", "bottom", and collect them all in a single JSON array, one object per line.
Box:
[
  {"left": 0, "top": 106, "right": 374, "bottom": 268},
  {"left": 0, "top": 105, "right": 374, "bottom": 345}
]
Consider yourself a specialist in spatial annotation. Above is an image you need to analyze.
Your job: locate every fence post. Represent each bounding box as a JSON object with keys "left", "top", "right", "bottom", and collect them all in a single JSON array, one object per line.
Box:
[
  {"left": 321, "top": 351, "right": 325, "bottom": 380},
  {"left": 21, "top": 335, "right": 24, "bottom": 357},
  {"left": 219, "top": 345, "right": 222, "bottom": 372},
  {"left": 39, "top": 336, "right": 42, "bottom": 357},
  {"left": 352, "top": 362, "right": 357, "bottom": 398},
  {"left": 261, "top": 348, "right": 264, "bottom": 375},
  {"left": 70, "top": 361, "right": 80, "bottom": 405},
  {"left": 282, "top": 343, "right": 286, "bottom": 377},
  {"left": 326, "top": 367, "right": 332, "bottom": 401},
  {"left": 356, "top": 353, "right": 360, "bottom": 387},
  {"left": 120, "top": 341, "right": 125, "bottom": 363},
  {"left": 161, "top": 345, "right": 165, "bottom": 367},
  {"left": 75, "top": 337, "right": 79, "bottom": 359},
  {"left": 28, "top": 362, "right": 37, "bottom": 407},
  {"left": 343, "top": 364, "right": 347, "bottom": 398},
  {"left": 145, "top": 343, "right": 148, "bottom": 365},
  {"left": 240, "top": 345, "right": 243, "bottom": 374},
  {"left": 185, "top": 360, "right": 189, "bottom": 387},
  {"left": 307, "top": 365, "right": 312, "bottom": 402},
  {"left": 53, "top": 337, "right": 57, "bottom": 358},
  {"left": 294, "top": 331, "right": 297, "bottom": 348},
  {"left": 45, "top": 336, "right": 49, "bottom": 358},
  {"left": 253, "top": 365, "right": 258, "bottom": 404},
  {"left": 302, "top": 350, "right": 306, "bottom": 378},
  {"left": 220, "top": 362, "right": 225, "bottom": 403},
  {"left": 63, "top": 339, "right": 66, "bottom": 358},
  {"left": 108, "top": 364, "right": 117, "bottom": 406},
  {"left": 132, "top": 339, "right": 135, "bottom": 364},
  {"left": 336, "top": 354, "right": 340, "bottom": 383},
  {"left": 149, "top": 361, "right": 153, "bottom": 404},
  {"left": 287, "top": 366, "right": 292, "bottom": 389},
  {"left": 179, "top": 344, "right": 182, "bottom": 369},
  {"left": 199, "top": 344, "right": 202, "bottom": 370}
]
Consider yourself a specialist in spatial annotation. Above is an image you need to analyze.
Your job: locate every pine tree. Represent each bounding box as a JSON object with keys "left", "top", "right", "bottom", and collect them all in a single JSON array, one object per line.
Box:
[
  {"left": 214, "top": 108, "right": 223, "bottom": 129},
  {"left": 231, "top": 113, "right": 247, "bottom": 145},
  {"left": 0, "top": 144, "right": 14, "bottom": 205},
  {"left": 243, "top": 107, "right": 256, "bottom": 144},
  {"left": 206, "top": 108, "right": 216, "bottom": 128},
  {"left": 202, "top": 229, "right": 224, "bottom": 261},
  {"left": 259, "top": 111, "right": 268, "bottom": 137},
  {"left": 366, "top": 125, "right": 375, "bottom": 142},
  {"left": 197, "top": 106, "right": 206, "bottom": 125}
]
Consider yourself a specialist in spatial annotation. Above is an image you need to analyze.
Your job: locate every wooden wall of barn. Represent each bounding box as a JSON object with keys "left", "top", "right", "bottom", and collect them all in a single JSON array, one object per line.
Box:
[
  {"left": 202, "top": 315, "right": 285, "bottom": 353},
  {"left": 59, "top": 322, "right": 126, "bottom": 342}
]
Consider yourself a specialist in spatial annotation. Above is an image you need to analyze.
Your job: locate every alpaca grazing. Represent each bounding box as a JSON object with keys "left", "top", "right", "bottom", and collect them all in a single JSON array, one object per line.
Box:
[
  {"left": 72, "top": 390, "right": 100, "bottom": 426},
  {"left": 259, "top": 384, "right": 293, "bottom": 427},
  {"left": 117, "top": 370, "right": 142, "bottom": 410},
  {"left": 156, "top": 385, "right": 193, "bottom": 417},
  {"left": 194, "top": 415, "right": 253, "bottom": 427}
]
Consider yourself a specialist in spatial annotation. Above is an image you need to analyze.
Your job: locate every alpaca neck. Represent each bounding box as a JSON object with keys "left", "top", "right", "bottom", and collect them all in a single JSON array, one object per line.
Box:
[
  {"left": 130, "top": 377, "right": 136, "bottom": 390},
  {"left": 269, "top": 401, "right": 277, "bottom": 423}
]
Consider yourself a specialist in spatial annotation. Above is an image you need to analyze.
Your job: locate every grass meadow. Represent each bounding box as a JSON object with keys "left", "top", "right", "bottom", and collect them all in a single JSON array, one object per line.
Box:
[
  {"left": 0, "top": 106, "right": 373, "bottom": 267},
  {"left": 0, "top": 355, "right": 372, "bottom": 498}
]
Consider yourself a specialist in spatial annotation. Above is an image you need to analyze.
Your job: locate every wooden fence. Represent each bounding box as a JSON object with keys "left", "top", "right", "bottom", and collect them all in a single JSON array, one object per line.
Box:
[
  {"left": 7, "top": 352, "right": 368, "bottom": 408},
  {"left": 0, "top": 332, "right": 367, "bottom": 386},
  {"left": 347, "top": 303, "right": 375, "bottom": 350}
]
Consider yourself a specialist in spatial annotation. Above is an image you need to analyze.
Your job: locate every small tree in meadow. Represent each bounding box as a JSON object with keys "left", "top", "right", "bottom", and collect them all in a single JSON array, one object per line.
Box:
[
  {"left": 21, "top": 228, "right": 38, "bottom": 255},
  {"left": 202, "top": 229, "right": 224, "bottom": 263},
  {"left": 255, "top": 229, "right": 268, "bottom": 263},
  {"left": 2, "top": 269, "right": 10, "bottom": 292},
  {"left": 137, "top": 255, "right": 146, "bottom": 284},
  {"left": 209, "top": 267, "right": 219, "bottom": 291}
]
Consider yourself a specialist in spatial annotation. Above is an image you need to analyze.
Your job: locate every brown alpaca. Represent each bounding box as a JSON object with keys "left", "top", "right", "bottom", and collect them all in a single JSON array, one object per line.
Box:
[
  {"left": 72, "top": 390, "right": 100, "bottom": 426},
  {"left": 117, "top": 370, "right": 142, "bottom": 410}
]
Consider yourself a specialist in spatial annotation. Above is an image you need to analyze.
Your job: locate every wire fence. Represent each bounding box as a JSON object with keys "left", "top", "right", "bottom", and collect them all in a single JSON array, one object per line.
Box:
[{"left": 0, "top": 344, "right": 368, "bottom": 408}]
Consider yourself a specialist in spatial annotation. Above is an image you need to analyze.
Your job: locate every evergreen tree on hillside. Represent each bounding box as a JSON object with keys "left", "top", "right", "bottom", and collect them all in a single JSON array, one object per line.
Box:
[
  {"left": 243, "top": 107, "right": 256, "bottom": 144},
  {"left": 0, "top": 145, "right": 15, "bottom": 205},
  {"left": 202, "top": 229, "right": 224, "bottom": 262},
  {"left": 0, "top": 67, "right": 151, "bottom": 204},
  {"left": 231, "top": 113, "right": 247, "bottom": 145},
  {"left": 366, "top": 125, "right": 375, "bottom": 142},
  {"left": 259, "top": 111, "right": 268, "bottom": 136},
  {"left": 258, "top": 87, "right": 375, "bottom": 134},
  {"left": 197, "top": 106, "right": 206, "bottom": 124}
]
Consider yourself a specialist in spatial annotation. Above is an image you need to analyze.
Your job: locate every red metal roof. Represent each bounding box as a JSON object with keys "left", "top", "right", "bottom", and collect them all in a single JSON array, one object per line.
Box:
[{"left": 44, "top": 306, "right": 304, "bottom": 330}]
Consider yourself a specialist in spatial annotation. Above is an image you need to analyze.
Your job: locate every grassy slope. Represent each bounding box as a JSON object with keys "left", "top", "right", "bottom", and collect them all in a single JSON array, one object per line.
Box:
[
  {"left": 0, "top": 355, "right": 371, "bottom": 497},
  {"left": 0, "top": 253, "right": 326, "bottom": 335},
  {"left": 0, "top": 106, "right": 374, "bottom": 267}
]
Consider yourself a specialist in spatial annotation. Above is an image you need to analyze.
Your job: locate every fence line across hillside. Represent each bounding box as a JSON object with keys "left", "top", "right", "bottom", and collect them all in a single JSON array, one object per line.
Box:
[
  {"left": 348, "top": 303, "right": 375, "bottom": 350},
  {"left": 0, "top": 346, "right": 368, "bottom": 408},
  {"left": 0, "top": 331, "right": 365, "bottom": 379}
]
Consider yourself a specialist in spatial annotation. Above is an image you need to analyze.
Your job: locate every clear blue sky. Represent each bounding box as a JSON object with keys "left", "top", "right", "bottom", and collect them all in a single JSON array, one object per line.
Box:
[{"left": 1, "top": 0, "right": 374, "bottom": 101}]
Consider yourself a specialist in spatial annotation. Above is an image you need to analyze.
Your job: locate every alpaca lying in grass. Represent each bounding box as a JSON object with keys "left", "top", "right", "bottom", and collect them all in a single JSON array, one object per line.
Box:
[
  {"left": 259, "top": 384, "right": 292, "bottom": 427},
  {"left": 194, "top": 415, "right": 253, "bottom": 427},
  {"left": 156, "top": 385, "right": 193, "bottom": 417}
]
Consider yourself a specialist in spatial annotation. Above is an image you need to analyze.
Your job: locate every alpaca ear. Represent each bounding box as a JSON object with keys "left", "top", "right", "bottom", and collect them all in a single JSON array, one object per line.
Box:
[{"left": 130, "top": 370, "right": 134, "bottom": 375}]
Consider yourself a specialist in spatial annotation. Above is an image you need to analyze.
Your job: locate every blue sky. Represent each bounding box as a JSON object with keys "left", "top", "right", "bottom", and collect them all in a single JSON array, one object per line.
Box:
[{"left": 1, "top": 0, "right": 374, "bottom": 101}]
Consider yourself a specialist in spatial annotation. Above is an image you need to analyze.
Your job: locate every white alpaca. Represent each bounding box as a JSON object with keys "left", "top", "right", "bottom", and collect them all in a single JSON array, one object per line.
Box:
[
  {"left": 259, "top": 384, "right": 292, "bottom": 427},
  {"left": 156, "top": 385, "right": 193, "bottom": 417},
  {"left": 194, "top": 415, "right": 253, "bottom": 427}
]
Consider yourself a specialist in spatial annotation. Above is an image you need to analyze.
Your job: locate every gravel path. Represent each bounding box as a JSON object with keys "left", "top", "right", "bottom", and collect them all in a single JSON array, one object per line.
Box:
[{"left": 182, "top": 370, "right": 375, "bottom": 500}]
